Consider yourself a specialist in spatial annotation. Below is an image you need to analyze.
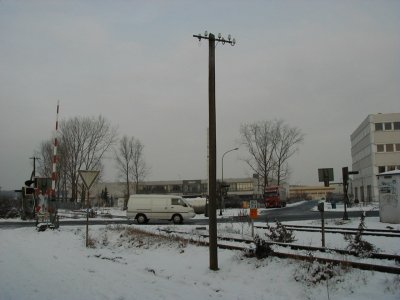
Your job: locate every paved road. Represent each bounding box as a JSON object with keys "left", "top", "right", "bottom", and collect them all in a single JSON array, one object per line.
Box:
[
  {"left": 0, "top": 200, "right": 379, "bottom": 228},
  {"left": 254, "top": 200, "right": 379, "bottom": 223}
]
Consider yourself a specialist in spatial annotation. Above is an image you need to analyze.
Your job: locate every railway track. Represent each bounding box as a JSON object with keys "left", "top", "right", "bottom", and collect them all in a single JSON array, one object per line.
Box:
[
  {"left": 280, "top": 224, "right": 400, "bottom": 234},
  {"left": 255, "top": 225, "right": 400, "bottom": 238},
  {"left": 158, "top": 228, "right": 400, "bottom": 274}
]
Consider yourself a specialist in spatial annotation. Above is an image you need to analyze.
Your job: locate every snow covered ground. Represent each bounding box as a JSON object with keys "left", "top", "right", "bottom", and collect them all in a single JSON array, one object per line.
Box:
[
  {"left": 310, "top": 201, "right": 379, "bottom": 213},
  {"left": 1, "top": 209, "right": 399, "bottom": 300}
]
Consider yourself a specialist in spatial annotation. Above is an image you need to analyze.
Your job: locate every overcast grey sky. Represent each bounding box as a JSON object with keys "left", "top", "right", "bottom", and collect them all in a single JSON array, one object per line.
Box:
[{"left": 0, "top": 0, "right": 399, "bottom": 190}]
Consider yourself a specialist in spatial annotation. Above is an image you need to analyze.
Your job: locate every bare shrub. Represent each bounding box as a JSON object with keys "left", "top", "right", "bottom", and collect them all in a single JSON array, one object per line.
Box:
[
  {"left": 87, "top": 235, "right": 97, "bottom": 249},
  {"left": 294, "top": 260, "right": 343, "bottom": 286},
  {"left": 266, "top": 220, "right": 296, "bottom": 243},
  {"left": 344, "top": 213, "right": 376, "bottom": 257}
]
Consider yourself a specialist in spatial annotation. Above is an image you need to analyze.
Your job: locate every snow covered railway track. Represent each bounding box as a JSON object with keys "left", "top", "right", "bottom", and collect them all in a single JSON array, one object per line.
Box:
[
  {"left": 255, "top": 225, "right": 400, "bottom": 238},
  {"left": 159, "top": 228, "right": 400, "bottom": 261},
  {"left": 280, "top": 224, "right": 400, "bottom": 234},
  {"left": 158, "top": 228, "right": 400, "bottom": 274}
]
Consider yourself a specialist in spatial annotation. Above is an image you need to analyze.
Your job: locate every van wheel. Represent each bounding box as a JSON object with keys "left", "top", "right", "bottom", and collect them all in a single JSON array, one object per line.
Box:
[
  {"left": 136, "top": 214, "right": 147, "bottom": 224},
  {"left": 172, "top": 214, "right": 183, "bottom": 224}
]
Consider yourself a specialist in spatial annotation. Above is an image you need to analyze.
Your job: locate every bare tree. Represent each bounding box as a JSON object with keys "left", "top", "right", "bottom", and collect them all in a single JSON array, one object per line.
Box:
[
  {"left": 36, "top": 140, "right": 53, "bottom": 178},
  {"left": 60, "top": 116, "right": 117, "bottom": 202},
  {"left": 131, "top": 139, "right": 148, "bottom": 193},
  {"left": 240, "top": 121, "right": 276, "bottom": 192},
  {"left": 115, "top": 135, "right": 149, "bottom": 209},
  {"left": 240, "top": 119, "right": 304, "bottom": 190},
  {"left": 115, "top": 135, "right": 135, "bottom": 209},
  {"left": 35, "top": 139, "right": 69, "bottom": 201},
  {"left": 272, "top": 120, "right": 304, "bottom": 185}
]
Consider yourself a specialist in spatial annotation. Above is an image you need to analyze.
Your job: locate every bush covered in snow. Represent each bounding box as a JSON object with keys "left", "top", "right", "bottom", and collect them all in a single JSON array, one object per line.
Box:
[
  {"left": 294, "top": 259, "right": 344, "bottom": 286},
  {"left": 266, "top": 220, "right": 296, "bottom": 243},
  {"left": 344, "top": 213, "right": 376, "bottom": 257}
]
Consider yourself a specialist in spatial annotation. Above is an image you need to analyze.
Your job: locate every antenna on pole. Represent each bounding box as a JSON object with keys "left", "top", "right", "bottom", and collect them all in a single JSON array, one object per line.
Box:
[{"left": 29, "top": 156, "right": 40, "bottom": 179}]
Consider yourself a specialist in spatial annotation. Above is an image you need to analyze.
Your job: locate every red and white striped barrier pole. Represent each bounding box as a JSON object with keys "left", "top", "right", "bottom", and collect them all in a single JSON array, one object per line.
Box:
[{"left": 51, "top": 101, "right": 60, "bottom": 200}]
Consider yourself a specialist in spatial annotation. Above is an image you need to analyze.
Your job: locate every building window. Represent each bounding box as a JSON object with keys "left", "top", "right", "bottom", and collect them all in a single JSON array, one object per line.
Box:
[
  {"left": 394, "top": 122, "right": 400, "bottom": 130},
  {"left": 386, "top": 144, "right": 394, "bottom": 152},
  {"left": 387, "top": 166, "right": 396, "bottom": 171},
  {"left": 377, "top": 144, "right": 384, "bottom": 152},
  {"left": 360, "top": 186, "right": 364, "bottom": 202},
  {"left": 375, "top": 123, "right": 383, "bottom": 131},
  {"left": 378, "top": 166, "right": 386, "bottom": 173},
  {"left": 396, "top": 144, "right": 400, "bottom": 152},
  {"left": 367, "top": 185, "right": 372, "bottom": 202},
  {"left": 236, "top": 182, "right": 252, "bottom": 191},
  {"left": 384, "top": 122, "right": 392, "bottom": 130}
]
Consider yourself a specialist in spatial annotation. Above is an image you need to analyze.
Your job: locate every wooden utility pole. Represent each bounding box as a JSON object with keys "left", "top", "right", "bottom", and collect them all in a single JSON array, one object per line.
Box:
[
  {"left": 208, "top": 33, "right": 218, "bottom": 271},
  {"left": 193, "top": 31, "right": 236, "bottom": 271}
]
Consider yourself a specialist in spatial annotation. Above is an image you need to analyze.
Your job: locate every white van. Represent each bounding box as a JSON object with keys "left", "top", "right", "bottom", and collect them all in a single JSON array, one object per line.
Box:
[{"left": 127, "top": 194, "right": 196, "bottom": 224}]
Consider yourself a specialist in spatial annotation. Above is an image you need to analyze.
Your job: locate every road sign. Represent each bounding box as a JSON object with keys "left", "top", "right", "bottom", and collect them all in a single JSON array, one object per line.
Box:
[
  {"left": 78, "top": 170, "right": 99, "bottom": 190},
  {"left": 249, "top": 200, "right": 257, "bottom": 209},
  {"left": 249, "top": 200, "right": 258, "bottom": 219},
  {"left": 250, "top": 208, "right": 258, "bottom": 219},
  {"left": 318, "top": 168, "right": 334, "bottom": 187},
  {"left": 79, "top": 170, "right": 99, "bottom": 249}
]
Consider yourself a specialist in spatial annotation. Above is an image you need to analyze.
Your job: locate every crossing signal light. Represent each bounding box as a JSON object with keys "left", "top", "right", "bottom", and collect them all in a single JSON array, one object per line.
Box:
[{"left": 23, "top": 187, "right": 35, "bottom": 196}]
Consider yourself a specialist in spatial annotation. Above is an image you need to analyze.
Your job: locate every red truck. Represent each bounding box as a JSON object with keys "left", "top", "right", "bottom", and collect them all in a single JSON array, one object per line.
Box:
[{"left": 264, "top": 186, "right": 287, "bottom": 208}]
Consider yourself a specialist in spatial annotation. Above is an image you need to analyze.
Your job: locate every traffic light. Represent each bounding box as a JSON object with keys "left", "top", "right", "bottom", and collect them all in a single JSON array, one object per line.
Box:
[
  {"left": 22, "top": 186, "right": 35, "bottom": 197},
  {"left": 342, "top": 167, "right": 359, "bottom": 186},
  {"left": 342, "top": 167, "right": 349, "bottom": 186}
]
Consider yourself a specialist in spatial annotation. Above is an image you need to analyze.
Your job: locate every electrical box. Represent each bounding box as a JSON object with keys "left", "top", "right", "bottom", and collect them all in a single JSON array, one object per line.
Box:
[{"left": 377, "top": 171, "right": 400, "bottom": 224}]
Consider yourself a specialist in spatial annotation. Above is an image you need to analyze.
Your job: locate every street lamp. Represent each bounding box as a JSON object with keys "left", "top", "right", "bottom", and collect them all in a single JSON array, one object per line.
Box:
[{"left": 220, "top": 147, "right": 239, "bottom": 215}]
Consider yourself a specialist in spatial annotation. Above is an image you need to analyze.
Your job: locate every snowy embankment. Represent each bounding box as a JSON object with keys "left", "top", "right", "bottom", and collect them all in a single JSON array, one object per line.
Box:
[
  {"left": 310, "top": 201, "right": 379, "bottom": 213},
  {"left": 1, "top": 214, "right": 399, "bottom": 300}
]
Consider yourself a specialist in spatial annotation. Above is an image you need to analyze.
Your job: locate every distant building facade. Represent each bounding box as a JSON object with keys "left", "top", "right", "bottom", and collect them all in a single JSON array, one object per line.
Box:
[
  {"left": 289, "top": 185, "right": 337, "bottom": 200},
  {"left": 93, "top": 177, "right": 335, "bottom": 207},
  {"left": 93, "top": 177, "right": 256, "bottom": 200},
  {"left": 350, "top": 113, "right": 400, "bottom": 202}
]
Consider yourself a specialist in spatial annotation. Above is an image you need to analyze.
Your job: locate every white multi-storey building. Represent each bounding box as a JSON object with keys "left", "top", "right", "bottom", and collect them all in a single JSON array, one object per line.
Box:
[{"left": 350, "top": 113, "right": 400, "bottom": 202}]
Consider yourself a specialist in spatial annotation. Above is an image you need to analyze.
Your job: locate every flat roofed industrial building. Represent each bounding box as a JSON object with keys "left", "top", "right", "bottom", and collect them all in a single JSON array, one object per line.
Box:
[{"left": 350, "top": 113, "right": 400, "bottom": 202}]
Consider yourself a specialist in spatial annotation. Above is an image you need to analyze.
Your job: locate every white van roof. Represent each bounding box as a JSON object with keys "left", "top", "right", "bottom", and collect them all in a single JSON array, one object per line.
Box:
[{"left": 130, "top": 194, "right": 181, "bottom": 198}]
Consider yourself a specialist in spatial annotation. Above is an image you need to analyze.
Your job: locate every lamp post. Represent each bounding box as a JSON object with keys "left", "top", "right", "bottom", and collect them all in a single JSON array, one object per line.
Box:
[{"left": 220, "top": 147, "right": 239, "bottom": 215}]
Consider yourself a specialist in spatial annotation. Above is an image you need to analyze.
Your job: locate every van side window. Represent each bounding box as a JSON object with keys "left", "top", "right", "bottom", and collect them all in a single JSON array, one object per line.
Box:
[{"left": 172, "top": 198, "right": 187, "bottom": 206}]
